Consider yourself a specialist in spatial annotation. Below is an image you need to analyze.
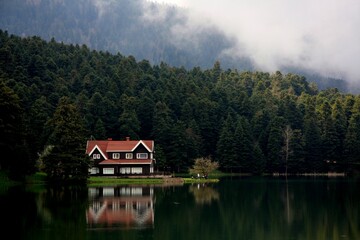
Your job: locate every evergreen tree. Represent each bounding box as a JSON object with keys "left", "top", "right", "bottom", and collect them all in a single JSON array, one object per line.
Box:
[
  {"left": 288, "top": 129, "right": 305, "bottom": 173},
  {"left": 252, "top": 143, "right": 266, "bottom": 174},
  {"left": 318, "top": 101, "right": 337, "bottom": 162},
  {"left": 184, "top": 120, "right": 203, "bottom": 160},
  {"left": 234, "top": 116, "right": 253, "bottom": 172},
  {"left": 166, "top": 121, "right": 188, "bottom": 172},
  {"left": 93, "top": 118, "right": 106, "bottom": 139},
  {"left": 0, "top": 79, "right": 31, "bottom": 179},
  {"left": 251, "top": 110, "right": 270, "bottom": 155},
  {"left": 152, "top": 101, "right": 173, "bottom": 170},
  {"left": 266, "top": 116, "right": 285, "bottom": 172},
  {"left": 344, "top": 113, "right": 360, "bottom": 170},
  {"left": 137, "top": 93, "right": 155, "bottom": 139},
  {"left": 118, "top": 109, "right": 141, "bottom": 139},
  {"left": 343, "top": 95, "right": 355, "bottom": 124},
  {"left": 303, "top": 100, "right": 322, "bottom": 172},
  {"left": 118, "top": 94, "right": 140, "bottom": 139},
  {"left": 0, "top": 31, "right": 357, "bottom": 176},
  {"left": 216, "top": 114, "right": 237, "bottom": 172},
  {"left": 331, "top": 99, "right": 347, "bottom": 163},
  {"left": 42, "top": 97, "right": 91, "bottom": 183},
  {"left": 28, "top": 96, "right": 52, "bottom": 157},
  {"left": 282, "top": 125, "right": 293, "bottom": 175}
]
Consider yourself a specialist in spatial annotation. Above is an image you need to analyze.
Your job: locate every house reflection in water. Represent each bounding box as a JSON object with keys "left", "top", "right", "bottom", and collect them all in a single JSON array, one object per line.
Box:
[{"left": 86, "top": 186, "right": 154, "bottom": 229}]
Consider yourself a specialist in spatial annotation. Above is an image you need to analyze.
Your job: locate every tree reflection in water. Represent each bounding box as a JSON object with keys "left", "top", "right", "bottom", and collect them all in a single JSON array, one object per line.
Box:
[{"left": 189, "top": 183, "right": 219, "bottom": 204}]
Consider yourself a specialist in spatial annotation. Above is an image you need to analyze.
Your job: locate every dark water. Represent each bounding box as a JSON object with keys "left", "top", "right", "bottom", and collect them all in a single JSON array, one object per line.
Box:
[{"left": 1, "top": 177, "right": 359, "bottom": 240}]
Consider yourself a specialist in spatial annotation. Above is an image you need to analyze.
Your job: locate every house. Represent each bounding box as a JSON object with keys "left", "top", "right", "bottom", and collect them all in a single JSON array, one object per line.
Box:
[{"left": 86, "top": 137, "right": 155, "bottom": 176}]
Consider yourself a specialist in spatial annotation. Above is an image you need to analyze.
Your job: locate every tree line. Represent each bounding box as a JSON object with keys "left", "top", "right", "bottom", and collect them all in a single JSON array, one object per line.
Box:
[
  {"left": 1, "top": 30, "right": 360, "bottom": 180},
  {"left": 0, "top": 0, "right": 348, "bottom": 91}
]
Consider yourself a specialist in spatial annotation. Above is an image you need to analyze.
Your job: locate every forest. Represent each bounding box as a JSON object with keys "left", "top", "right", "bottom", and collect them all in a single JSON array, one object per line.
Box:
[
  {"left": 1, "top": 30, "right": 360, "bottom": 180},
  {"left": 0, "top": 0, "right": 348, "bottom": 92}
]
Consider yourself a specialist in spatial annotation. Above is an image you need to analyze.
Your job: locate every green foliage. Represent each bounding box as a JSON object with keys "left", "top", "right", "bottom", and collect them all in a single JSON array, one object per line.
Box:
[
  {"left": 0, "top": 79, "right": 32, "bottom": 180},
  {"left": 0, "top": 30, "right": 358, "bottom": 178},
  {"left": 267, "top": 117, "right": 286, "bottom": 172},
  {"left": 216, "top": 114, "right": 237, "bottom": 171},
  {"left": 189, "top": 157, "right": 219, "bottom": 177},
  {"left": 42, "top": 97, "right": 91, "bottom": 183},
  {"left": 0, "top": 0, "right": 349, "bottom": 90}
]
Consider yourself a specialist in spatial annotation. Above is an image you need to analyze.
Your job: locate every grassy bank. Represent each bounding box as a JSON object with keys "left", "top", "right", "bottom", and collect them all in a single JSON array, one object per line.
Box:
[
  {"left": 175, "top": 170, "right": 245, "bottom": 178},
  {"left": 87, "top": 176, "right": 165, "bottom": 186},
  {"left": 183, "top": 178, "right": 220, "bottom": 184},
  {"left": 1, "top": 171, "right": 221, "bottom": 187},
  {"left": 88, "top": 176, "right": 220, "bottom": 186}
]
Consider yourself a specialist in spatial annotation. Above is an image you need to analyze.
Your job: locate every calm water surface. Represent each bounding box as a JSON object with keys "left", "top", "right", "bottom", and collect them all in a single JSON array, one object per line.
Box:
[{"left": 1, "top": 177, "right": 359, "bottom": 240}]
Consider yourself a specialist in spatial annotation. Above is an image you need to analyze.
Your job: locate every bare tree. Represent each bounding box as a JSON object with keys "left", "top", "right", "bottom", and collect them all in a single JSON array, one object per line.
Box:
[{"left": 283, "top": 125, "right": 293, "bottom": 175}]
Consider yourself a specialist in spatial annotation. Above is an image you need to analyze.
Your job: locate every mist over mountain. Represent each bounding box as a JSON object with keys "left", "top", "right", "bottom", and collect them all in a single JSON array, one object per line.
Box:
[{"left": 0, "top": 0, "right": 350, "bottom": 91}]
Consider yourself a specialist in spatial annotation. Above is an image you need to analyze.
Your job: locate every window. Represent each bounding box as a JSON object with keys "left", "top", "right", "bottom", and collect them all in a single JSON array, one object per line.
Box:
[
  {"left": 90, "top": 167, "right": 99, "bottom": 174},
  {"left": 136, "top": 153, "right": 148, "bottom": 159},
  {"left": 150, "top": 167, "right": 154, "bottom": 173},
  {"left": 132, "top": 167, "right": 142, "bottom": 174},
  {"left": 103, "top": 168, "right": 114, "bottom": 174},
  {"left": 112, "top": 153, "right": 120, "bottom": 159},
  {"left": 92, "top": 154, "right": 100, "bottom": 159},
  {"left": 120, "top": 167, "right": 131, "bottom": 174},
  {"left": 125, "top": 153, "right": 133, "bottom": 159}
]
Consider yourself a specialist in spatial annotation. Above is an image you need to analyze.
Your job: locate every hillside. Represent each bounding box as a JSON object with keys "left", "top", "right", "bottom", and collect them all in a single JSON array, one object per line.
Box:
[
  {"left": 1, "top": 30, "right": 360, "bottom": 179},
  {"left": 0, "top": 0, "right": 348, "bottom": 91}
]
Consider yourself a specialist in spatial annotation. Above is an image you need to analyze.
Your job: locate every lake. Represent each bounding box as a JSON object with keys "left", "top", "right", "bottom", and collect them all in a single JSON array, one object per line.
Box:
[{"left": 1, "top": 176, "right": 359, "bottom": 240}]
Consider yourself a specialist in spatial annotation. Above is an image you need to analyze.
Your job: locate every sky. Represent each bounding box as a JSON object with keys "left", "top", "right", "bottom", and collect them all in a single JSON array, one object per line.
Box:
[{"left": 150, "top": 0, "right": 360, "bottom": 85}]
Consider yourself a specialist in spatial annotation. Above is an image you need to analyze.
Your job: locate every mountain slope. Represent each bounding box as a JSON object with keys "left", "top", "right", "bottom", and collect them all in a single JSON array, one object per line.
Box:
[{"left": 0, "top": 0, "right": 348, "bottom": 91}]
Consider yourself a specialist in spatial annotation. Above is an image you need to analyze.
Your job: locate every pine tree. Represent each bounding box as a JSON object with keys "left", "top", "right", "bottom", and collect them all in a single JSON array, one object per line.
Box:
[
  {"left": 234, "top": 116, "right": 253, "bottom": 172},
  {"left": 318, "top": 101, "right": 337, "bottom": 163},
  {"left": 252, "top": 143, "right": 266, "bottom": 174},
  {"left": 267, "top": 116, "right": 285, "bottom": 173},
  {"left": 344, "top": 113, "right": 360, "bottom": 170},
  {"left": 288, "top": 129, "right": 305, "bottom": 173},
  {"left": 43, "top": 97, "right": 91, "bottom": 183},
  {"left": 303, "top": 98, "right": 322, "bottom": 172},
  {"left": 118, "top": 109, "right": 141, "bottom": 139},
  {"left": 93, "top": 118, "right": 106, "bottom": 139},
  {"left": 216, "top": 114, "right": 237, "bottom": 172},
  {"left": 0, "top": 79, "right": 31, "bottom": 179},
  {"left": 331, "top": 99, "right": 347, "bottom": 164}
]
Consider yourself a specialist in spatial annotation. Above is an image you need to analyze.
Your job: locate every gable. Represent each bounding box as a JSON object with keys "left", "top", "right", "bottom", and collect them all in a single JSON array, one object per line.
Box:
[
  {"left": 87, "top": 139, "right": 154, "bottom": 155},
  {"left": 89, "top": 145, "right": 108, "bottom": 159},
  {"left": 132, "top": 140, "right": 153, "bottom": 153},
  {"left": 133, "top": 144, "right": 149, "bottom": 153},
  {"left": 86, "top": 140, "right": 109, "bottom": 159}
]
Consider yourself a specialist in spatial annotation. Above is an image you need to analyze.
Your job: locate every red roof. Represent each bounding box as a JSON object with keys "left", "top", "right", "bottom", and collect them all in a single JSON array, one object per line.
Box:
[
  {"left": 107, "top": 140, "right": 153, "bottom": 152},
  {"left": 98, "top": 159, "right": 153, "bottom": 165},
  {"left": 86, "top": 138, "right": 154, "bottom": 160},
  {"left": 87, "top": 197, "right": 154, "bottom": 228}
]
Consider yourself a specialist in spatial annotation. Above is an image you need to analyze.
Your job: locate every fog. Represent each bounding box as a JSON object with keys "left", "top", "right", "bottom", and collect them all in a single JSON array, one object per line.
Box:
[{"left": 149, "top": 0, "right": 360, "bottom": 85}]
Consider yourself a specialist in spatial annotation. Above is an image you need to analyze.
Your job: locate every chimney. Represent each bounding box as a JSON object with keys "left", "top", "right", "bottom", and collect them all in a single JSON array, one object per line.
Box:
[
  {"left": 107, "top": 138, "right": 112, "bottom": 141},
  {"left": 126, "top": 136, "right": 130, "bottom": 141}
]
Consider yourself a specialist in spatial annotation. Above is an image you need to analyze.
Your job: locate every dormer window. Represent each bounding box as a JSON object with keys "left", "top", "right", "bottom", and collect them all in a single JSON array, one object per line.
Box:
[
  {"left": 113, "top": 153, "right": 120, "bottom": 159},
  {"left": 93, "top": 154, "right": 100, "bottom": 159},
  {"left": 136, "top": 153, "right": 148, "bottom": 159}
]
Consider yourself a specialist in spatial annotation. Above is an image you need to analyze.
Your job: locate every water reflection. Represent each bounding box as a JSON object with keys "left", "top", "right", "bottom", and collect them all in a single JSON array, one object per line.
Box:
[
  {"left": 189, "top": 183, "right": 219, "bottom": 204},
  {"left": 87, "top": 186, "right": 154, "bottom": 229},
  {"left": 2, "top": 178, "right": 360, "bottom": 240}
]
